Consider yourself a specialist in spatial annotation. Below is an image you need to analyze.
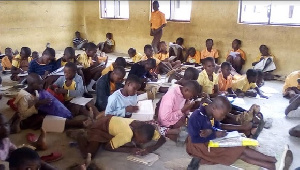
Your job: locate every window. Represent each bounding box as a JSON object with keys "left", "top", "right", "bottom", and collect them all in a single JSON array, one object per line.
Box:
[
  {"left": 152, "top": 0, "right": 192, "bottom": 21},
  {"left": 239, "top": 1, "right": 300, "bottom": 26},
  {"left": 100, "top": 0, "right": 129, "bottom": 19}
]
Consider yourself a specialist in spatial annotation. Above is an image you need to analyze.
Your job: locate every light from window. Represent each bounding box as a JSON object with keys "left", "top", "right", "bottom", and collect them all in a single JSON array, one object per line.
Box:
[
  {"left": 100, "top": 0, "right": 129, "bottom": 19},
  {"left": 239, "top": 1, "right": 300, "bottom": 26},
  {"left": 154, "top": 0, "right": 192, "bottom": 21}
]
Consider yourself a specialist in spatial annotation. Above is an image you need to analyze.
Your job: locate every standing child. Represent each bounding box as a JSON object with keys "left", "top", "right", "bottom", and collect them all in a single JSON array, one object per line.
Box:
[
  {"left": 197, "top": 57, "right": 219, "bottom": 98},
  {"left": 98, "top": 33, "right": 115, "bottom": 53},
  {"left": 282, "top": 70, "right": 300, "bottom": 99},
  {"left": 2, "top": 47, "right": 13, "bottom": 73},
  {"left": 101, "top": 57, "right": 126, "bottom": 75},
  {"left": 227, "top": 39, "right": 246, "bottom": 73},
  {"left": 128, "top": 48, "right": 143, "bottom": 63},
  {"left": 105, "top": 75, "right": 141, "bottom": 118},
  {"left": 218, "top": 62, "right": 235, "bottom": 96},
  {"left": 169, "top": 37, "right": 185, "bottom": 62},
  {"left": 185, "top": 47, "right": 201, "bottom": 65},
  {"left": 186, "top": 96, "right": 277, "bottom": 170},
  {"left": 10, "top": 47, "right": 32, "bottom": 81}
]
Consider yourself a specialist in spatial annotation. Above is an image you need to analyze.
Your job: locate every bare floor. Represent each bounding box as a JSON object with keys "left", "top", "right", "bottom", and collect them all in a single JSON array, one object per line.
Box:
[{"left": 0, "top": 52, "right": 299, "bottom": 170}]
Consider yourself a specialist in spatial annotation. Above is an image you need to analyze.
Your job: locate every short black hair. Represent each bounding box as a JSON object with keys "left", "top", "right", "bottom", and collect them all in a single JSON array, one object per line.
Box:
[
  {"left": 146, "top": 58, "right": 156, "bottom": 68},
  {"left": 184, "top": 67, "right": 199, "bottom": 80},
  {"left": 21, "top": 47, "right": 31, "bottom": 57},
  {"left": 234, "top": 39, "right": 242, "bottom": 45},
  {"left": 144, "top": 44, "right": 153, "bottom": 52},
  {"left": 126, "top": 74, "right": 141, "bottom": 85},
  {"left": 212, "top": 95, "right": 232, "bottom": 112},
  {"left": 176, "top": 37, "right": 184, "bottom": 44},
  {"left": 5, "top": 47, "right": 12, "bottom": 52},
  {"left": 183, "top": 80, "right": 202, "bottom": 94},
  {"left": 153, "top": 0, "right": 159, "bottom": 5},
  {"left": 137, "top": 124, "right": 155, "bottom": 141},
  {"left": 32, "top": 51, "right": 38, "bottom": 55},
  {"left": 246, "top": 69, "right": 258, "bottom": 78},
  {"left": 65, "top": 47, "right": 75, "bottom": 57},
  {"left": 65, "top": 62, "right": 77, "bottom": 72},
  {"left": 75, "top": 31, "right": 80, "bottom": 34},
  {"left": 42, "top": 47, "right": 55, "bottom": 57},
  {"left": 128, "top": 48, "right": 136, "bottom": 54},
  {"left": 8, "top": 147, "right": 40, "bottom": 168},
  {"left": 113, "top": 66, "right": 126, "bottom": 77},
  {"left": 206, "top": 39, "right": 213, "bottom": 43},
  {"left": 27, "top": 73, "right": 41, "bottom": 85},
  {"left": 257, "top": 70, "right": 263, "bottom": 77},
  {"left": 221, "top": 62, "right": 231, "bottom": 69},
  {"left": 203, "top": 57, "right": 215, "bottom": 65},
  {"left": 85, "top": 42, "right": 97, "bottom": 51},
  {"left": 115, "top": 57, "right": 127, "bottom": 68},
  {"left": 106, "top": 32, "right": 113, "bottom": 39},
  {"left": 188, "top": 47, "right": 196, "bottom": 54}
]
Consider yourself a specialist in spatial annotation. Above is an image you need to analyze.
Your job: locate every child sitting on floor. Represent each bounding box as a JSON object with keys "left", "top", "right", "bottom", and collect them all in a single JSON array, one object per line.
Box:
[
  {"left": 169, "top": 37, "right": 185, "bottom": 62},
  {"left": 68, "top": 115, "right": 166, "bottom": 158},
  {"left": 218, "top": 62, "right": 236, "bottom": 96},
  {"left": 73, "top": 31, "right": 88, "bottom": 50},
  {"left": 96, "top": 67, "right": 126, "bottom": 112},
  {"left": 227, "top": 39, "right": 246, "bottom": 73},
  {"left": 105, "top": 75, "right": 141, "bottom": 118},
  {"left": 128, "top": 48, "right": 143, "bottom": 63},
  {"left": 77, "top": 42, "right": 105, "bottom": 92},
  {"left": 232, "top": 69, "right": 268, "bottom": 98},
  {"left": 157, "top": 80, "right": 200, "bottom": 140},
  {"left": 185, "top": 47, "right": 201, "bottom": 65},
  {"left": 156, "top": 41, "right": 181, "bottom": 69},
  {"left": 197, "top": 57, "right": 219, "bottom": 98},
  {"left": 186, "top": 96, "right": 277, "bottom": 170},
  {"left": 101, "top": 57, "right": 126, "bottom": 75},
  {"left": 282, "top": 70, "right": 300, "bottom": 99},
  {"left": 168, "top": 67, "right": 199, "bottom": 85},
  {"left": 32, "top": 51, "right": 39, "bottom": 60},
  {"left": 98, "top": 33, "right": 115, "bottom": 53},
  {"left": 201, "top": 39, "right": 219, "bottom": 64},
  {"left": 2, "top": 47, "right": 13, "bottom": 73},
  {"left": 11, "top": 47, "right": 32, "bottom": 81}
]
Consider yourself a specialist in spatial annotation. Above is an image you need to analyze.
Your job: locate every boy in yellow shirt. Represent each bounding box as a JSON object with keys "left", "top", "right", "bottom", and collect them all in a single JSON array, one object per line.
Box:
[
  {"left": 101, "top": 57, "right": 126, "bottom": 76},
  {"left": 10, "top": 47, "right": 32, "bottom": 81},
  {"left": 201, "top": 39, "right": 219, "bottom": 63},
  {"left": 128, "top": 48, "right": 143, "bottom": 63},
  {"left": 185, "top": 47, "right": 201, "bottom": 65},
  {"left": 155, "top": 41, "right": 181, "bottom": 69},
  {"left": 282, "top": 70, "right": 300, "bottom": 98},
  {"left": 2, "top": 48, "right": 13, "bottom": 73}
]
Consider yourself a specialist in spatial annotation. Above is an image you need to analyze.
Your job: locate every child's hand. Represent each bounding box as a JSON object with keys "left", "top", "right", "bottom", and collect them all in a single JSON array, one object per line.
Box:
[
  {"left": 259, "top": 94, "right": 268, "bottom": 99},
  {"left": 132, "top": 148, "right": 148, "bottom": 156},
  {"left": 215, "top": 130, "right": 228, "bottom": 138},
  {"left": 125, "top": 106, "right": 139, "bottom": 113},
  {"left": 36, "top": 98, "right": 52, "bottom": 107},
  {"left": 181, "top": 100, "right": 195, "bottom": 113},
  {"left": 199, "top": 129, "right": 212, "bottom": 137}
]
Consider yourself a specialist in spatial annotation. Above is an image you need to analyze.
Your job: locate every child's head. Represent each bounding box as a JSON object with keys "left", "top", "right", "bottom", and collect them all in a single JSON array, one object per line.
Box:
[
  {"left": 220, "top": 62, "right": 232, "bottom": 78},
  {"left": 206, "top": 39, "right": 214, "bottom": 49},
  {"left": 183, "top": 67, "right": 199, "bottom": 80},
  {"left": 128, "top": 48, "right": 136, "bottom": 58},
  {"left": 64, "top": 62, "right": 77, "bottom": 80},
  {"left": 124, "top": 75, "right": 141, "bottom": 96},
  {"left": 259, "top": 45, "right": 269, "bottom": 56},
  {"left": 181, "top": 80, "right": 202, "bottom": 100},
  {"left": 8, "top": 147, "right": 41, "bottom": 170},
  {"left": 5, "top": 47, "right": 13, "bottom": 57},
  {"left": 106, "top": 33, "right": 113, "bottom": 39},
  {"left": 114, "top": 57, "right": 127, "bottom": 68},
  {"left": 209, "top": 96, "right": 232, "bottom": 121},
  {"left": 144, "top": 44, "right": 154, "bottom": 58},
  {"left": 20, "top": 47, "right": 31, "bottom": 59},
  {"left": 75, "top": 31, "right": 81, "bottom": 38},
  {"left": 27, "top": 73, "right": 43, "bottom": 90},
  {"left": 246, "top": 69, "right": 258, "bottom": 84},
  {"left": 158, "top": 41, "right": 167, "bottom": 52},
  {"left": 232, "top": 39, "right": 242, "bottom": 50},
  {"left": 152, "top": 0, "right": 159, "bottom": 11},
  {"left": 133, "top": 124, "right": 155, "bottom": 145},
  {"left": 111, "top": 67, "right": 126, "bottom": 84},
  {"left": 63, "top": 47, "right": 75, "bottom": 62},
  {"left": 0, "top": 113, "right": 10, "bottom": 140},
  {"left": 176, "top": 37, "right": 184, "bottom": 46},
  {"left": 144, "top": 58, "right": 156, "bottom": 71},
  {"left": 41, "top": 48, "right": 55, "bottom": 65},
  {"left": 31, "top": 51, "right": 39, "bottom": 60},
  {"left": 203, "top": 57, "right": 216, "bottom": 75},
  {"left": 188, "top": 47, "right": 196, "bottom": 57},
  {"left": 85, "top": 42, "right": 97, "bottom": 57}
]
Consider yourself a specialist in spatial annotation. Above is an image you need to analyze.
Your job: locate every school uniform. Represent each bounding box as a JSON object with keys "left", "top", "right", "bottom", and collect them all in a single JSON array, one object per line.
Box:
[
  {"left": 186, "top": 51, "right": 201, "bottom": 64},
  {"left": 141, "top": 55, "right": 161, "bottom": 66},
  {"left": 128, "top": 63, "right": 152, "bottom": 79},
  {"left": 232, "top": 76, "right": 257, "bottom": 92},
  {"left": 11, "top": 55, "right": 33, "bottom": 81},
  {"left": 200, "top": 48, "right": 219, "bottom": 59},
  {"left": 253, "top": 54, "right": 276, "bottom": 72},
  {"left": 131, "top": 53, "right": 143, "bottom": 63},
  {"left": 28, "top": 60, "right": 55, "bottom": 76},
  {"left": 197, "top": 70, "right": 218, "bottom": 94},
  {"left": 282, "top": 70, "right": 300, "bottom": 95},
  {"left": 1, "top": 56, "right": 12, "bottom": 70},
  {"left": 101, "top": 63, "right": 114, "bottom": 75},
  {"left": 155, "top": 52, "right": 169, "bottom": 61},
  {"left": 77, "top": 52, "right": 92, "bottom": 69},
  {"left": 218, "top": 73, "right": 233, "bottom": 92},
  {"left": 228, "top": 49, "right": 246, "bottom": 60}
]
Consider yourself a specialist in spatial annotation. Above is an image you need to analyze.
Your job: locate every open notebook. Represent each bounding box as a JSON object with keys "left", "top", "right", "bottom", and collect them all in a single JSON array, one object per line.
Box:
[
  {"left": 127, "top": 153, "right": 159, "bottom": 166},
  {"left": 130, "top": 100, "right": 154, "bottom": 121}
]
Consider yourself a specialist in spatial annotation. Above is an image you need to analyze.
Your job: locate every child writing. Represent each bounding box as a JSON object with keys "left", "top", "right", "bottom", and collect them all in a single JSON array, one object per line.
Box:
[
  {"left": 185, "top": 47, "right": 201, "bottom": 65},
  {"left": 197, "top": 57, "right": 219, "bottom": 98},
  {"left": 201, "top": 39, "right": 219, "bottom": 64},
  {"left": 98, "top": 33, "right": 115, "bottom": 53},
  {"left": 218, "top": 62, "right": 236, "bottom": 96},
  {"left": 186, "top": 96, "right": 277, "bottom": 170},
  {"left": 101, "top": 57, "right": 126, "bottom": 75},
  {"left": 128, "top": 48, "right": 143, "bottom": 63},
  {"left": 1, "top": 47, "right": 13, "bottom": 73},
  {"left": 105, "top": 75, "right": 141, "bottom": 118},
  {"left": 226, "top": 39, "right": 246, "bottom": 73},
  {"left": 96, "top": 67, "right": 126, "bottom": 112},
  {"left": 156, "top": 41, "right": 181, "bottom": 69},
  {"left": 169, "top": 37, "right": 185, "bottom": 62},
  {"left": 10, "top": 47, "right": 32, "bottom": 81},
  {"left": 232, "top": 69, "right": 268, "bottom": 98},
  {"left": 282, "top": 70, "right": 300, "bottom": 99}
]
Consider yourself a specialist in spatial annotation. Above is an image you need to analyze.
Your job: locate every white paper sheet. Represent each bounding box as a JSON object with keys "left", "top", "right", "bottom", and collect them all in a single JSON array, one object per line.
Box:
[
  {"left": 127, "top": 153, "right": 159, "bottom": 166},
  {"left": 18, "top": 73, "right": 28, "bottom": 77},
  {"left": 131, "top": 100, "right": 154, "bottom": 121},
  {"left": 70, "top": 97, "right": 93, "bottom": 106},
  {"left": 137, "top": 93, "right": 148, "bottom": 101},
  {"left": 42, "top": 115, "right": 66, "bottom": 133}
]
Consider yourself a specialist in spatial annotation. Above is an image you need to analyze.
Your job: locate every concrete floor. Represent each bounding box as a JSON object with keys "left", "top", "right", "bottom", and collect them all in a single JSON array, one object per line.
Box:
[{"left": 0, "top": 52, "right": 299, "bottom": 170}]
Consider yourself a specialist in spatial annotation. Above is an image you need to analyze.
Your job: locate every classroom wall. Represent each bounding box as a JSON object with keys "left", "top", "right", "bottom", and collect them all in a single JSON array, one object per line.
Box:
[
  {"left": 0, "top": 1, "right": 84, "bottom": 53},
  {"left": 81, "top": 1, "right": 300, "bottom": 76}
]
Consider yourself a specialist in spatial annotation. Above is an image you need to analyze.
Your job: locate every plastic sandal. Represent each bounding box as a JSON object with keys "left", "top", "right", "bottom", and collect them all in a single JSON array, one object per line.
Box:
[
  {"left": 40, "top": 152, "right": 63, "bottom": 163},
  {"left": 26, "top": 133, "right": 37, "bottom": 143}
]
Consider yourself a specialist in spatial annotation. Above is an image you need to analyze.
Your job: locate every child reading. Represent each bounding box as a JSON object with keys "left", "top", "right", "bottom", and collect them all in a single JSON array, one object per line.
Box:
[
  {"left": 128, "top": 48, "right": 143, "bottom": 63},
  {"left": 11, "top": 47, "right": 32, "bottom": 81},
  {"left": 98, "top": 33, "right": 115, "bottom": 53},
  {"left": 101, "top": 57, "right": 126, "bottom": 75},
  {"left": 252, "top": 45, "right": 276, "bottom": 78},
  {"left": 197, "top": 57, "right": 219, "bottom": 97},
  {"left": 186, "top": 96, "right": 278, "bottom": 170},
  {"left": 218, "top": 62, "right": 235, "bottom": 96},
  {"left": 282, "top": 70, "right": 300, "bottom": 99},
  {"left": 232, "top": 69, "right": 268, "bottom": 98},
  {"left": 77, "top": 42, "right": 105, "bottom": 92},
  {"left": 226, "top": 39, "right": 246, "bottom": 73},
  {"left": 73, "top": 31, "right": 88, "bottom": 50},
  {"left": 96, "top": 67, "right": 126, "bottom": 112},
  {"left": 2, "top": 47, "right": 13, "bottom": 73},
  {"left": 158, "top": 81, "right": 200, "bottom": 139},
  {"left": 156, "top": 41, "right": 181, "bottom": 69},
  {"left": 169, "top": 37, "right": 185, "bottom": 62},
  {"left": 105, "top": 75, "right": 141, "bottom": 118},
  {"left": 69, "top": 115, "right": 166, "bottom": 158},
  {"left": 201, "top": 39, "right": 219, "bottom": 63},
  {"left": 185, "top": 47, "right": 201, "bottom": 65}
]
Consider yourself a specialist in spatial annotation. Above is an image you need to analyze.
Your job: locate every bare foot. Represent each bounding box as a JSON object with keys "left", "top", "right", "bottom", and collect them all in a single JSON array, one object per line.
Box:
[
  {"left": 33, "top": 128, "right": 47, "bottom": 150},
  {"left": 85, "top": 153, "right": 91, "bottom": 167}
]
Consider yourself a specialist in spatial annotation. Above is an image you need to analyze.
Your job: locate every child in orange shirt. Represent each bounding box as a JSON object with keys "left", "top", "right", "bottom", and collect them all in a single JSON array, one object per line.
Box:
[
  {"left": 227, "top": 39, "right": 246, "bottom": 73},
  {"left": 201, "top": 39, "right": 219, "bottom": 63},
  {"left": 156, "top": 41, "right": 181, "bottom": 69},
  {"left": 218, "top": 62, "right": 236, "bottom": 96},
  {"left": 2, "top": 48, "right": 13, "bottom": 73},
  {"left": 185, "top": 47, "right": 201, "bottom": 65}
]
